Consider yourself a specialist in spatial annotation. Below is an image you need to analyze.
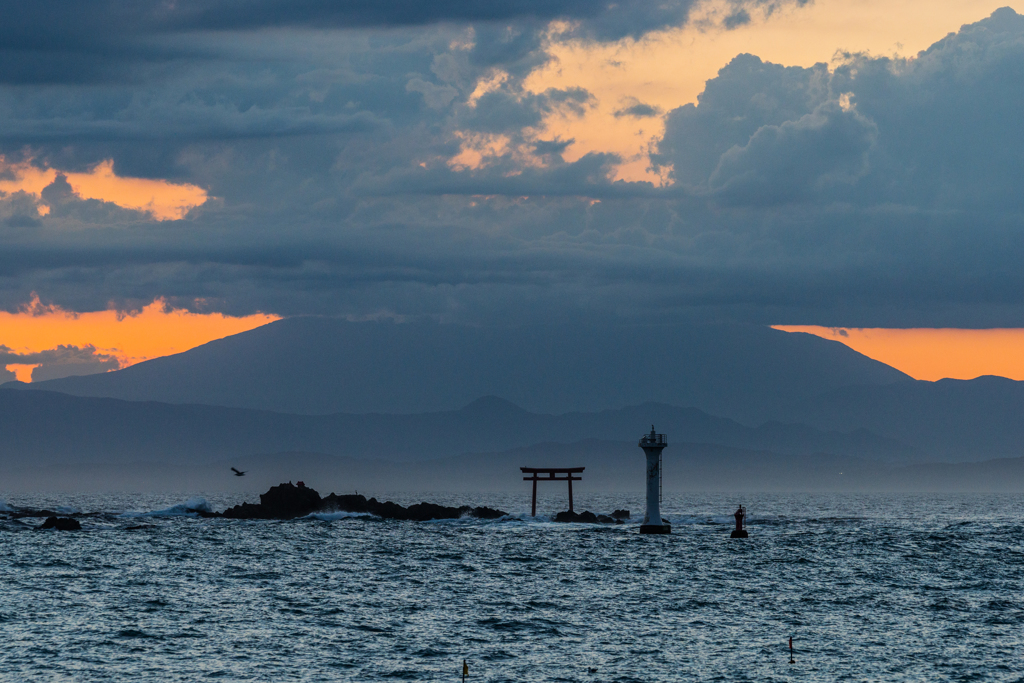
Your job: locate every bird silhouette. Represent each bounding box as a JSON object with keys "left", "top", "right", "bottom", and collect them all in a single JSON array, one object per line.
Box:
[{"left": 231, "top": 467, "right": 246, "bottom": 476}]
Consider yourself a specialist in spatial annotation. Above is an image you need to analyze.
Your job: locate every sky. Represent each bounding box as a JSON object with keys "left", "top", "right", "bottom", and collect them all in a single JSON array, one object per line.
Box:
[{"left": 2, "top": 0, "right": 1024, "bottom": 382}]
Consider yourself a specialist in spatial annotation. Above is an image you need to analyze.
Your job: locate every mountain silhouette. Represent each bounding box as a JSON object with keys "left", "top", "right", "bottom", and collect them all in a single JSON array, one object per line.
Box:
[
  {"left": 789, "top": 375, "right": 1024, "bottom": 460},
  {"left": 8, "top": 318, "right": 909, "bottom": 422},
  {"left": 0, "top": 389, "right": 913, "bottom": 471}
]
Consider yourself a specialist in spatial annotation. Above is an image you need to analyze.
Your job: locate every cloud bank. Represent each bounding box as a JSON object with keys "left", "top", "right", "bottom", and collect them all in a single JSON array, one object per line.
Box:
[{"left": 0, "top": 6, "right": 1022, "bottom": 327}]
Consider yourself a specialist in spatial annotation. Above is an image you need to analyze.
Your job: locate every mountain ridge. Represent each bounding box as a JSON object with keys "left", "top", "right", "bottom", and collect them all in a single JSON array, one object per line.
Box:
[
  {"left": 0, "top": 389, "right": 914, "bottom": 470},
  {"left": 6, "top": 318, "right": 910, "bottom": 422}
]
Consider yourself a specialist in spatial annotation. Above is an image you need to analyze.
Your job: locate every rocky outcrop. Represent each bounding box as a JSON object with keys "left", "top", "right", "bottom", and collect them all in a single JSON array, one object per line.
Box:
[
  {"left": 39, "top": 516, "right": 81, "bottom": 531},
  {"left": 220, "top": 483, "right": 507, "bottom": 521},
  {"left": 320, "top": 493, "right": 506, "bottom": 521},
  {"left": 553, "top": 510, "right": 624, "bottom": 524},
  {"left": 610, "top": 509, "right": 630, "bottom": 520},
  {"left": 221, "top": 482, "right": 322, "bottom": 519}
]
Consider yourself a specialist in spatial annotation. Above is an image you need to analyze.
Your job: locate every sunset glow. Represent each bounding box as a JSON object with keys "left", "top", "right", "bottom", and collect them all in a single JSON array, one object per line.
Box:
[
  {"left": 774, "top": 326, "right": 1024, "bottom": 381},
  {"left": 0, "top": 299, "right": 278, "bottom": 382},
  {"left": 519, "top": 0, "right": 1024, "bottom": 182},
  {"left": 0, "top": 157, "right": 209, "bottom": 220}
]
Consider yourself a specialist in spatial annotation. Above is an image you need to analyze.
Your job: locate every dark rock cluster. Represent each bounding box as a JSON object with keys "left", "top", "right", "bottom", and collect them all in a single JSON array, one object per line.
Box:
[
  {"left": 553, "top": 510, "right": 626, "bottom": 524},
  {"left": 219, "top": 482, "right": 507, "bottom": 521},
  {"left": 38, "top": 516, "right": 81, "bottom": 531},
  {"left": 220, "top": 482, "right": 323, "bottom": 519},
  {"left": 3, "top": 507, "right": 88, "bottom": 529}
]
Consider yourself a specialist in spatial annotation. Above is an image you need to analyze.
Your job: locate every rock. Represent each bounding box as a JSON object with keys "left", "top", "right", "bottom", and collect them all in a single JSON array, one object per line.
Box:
[
  {"left": 39, "top": 516, "right": 81, "bottom": 531},
  {"left": 553, "top": 510, "right": 609, "bottom": 523},
  {"left": 222, "top": 484, "right": 509, "bottom": 521},
  {"left": 555, "top": 510, "right": 625, "bottom": 524},
  {"left": 467, "top": 506, "right": 506, "bottom": 520},
  {"left": 222, "top": 482, "right": 322, "bottom": 519},
  {"left": 610, "top": 509, "right": 630, "bottom": 520}
]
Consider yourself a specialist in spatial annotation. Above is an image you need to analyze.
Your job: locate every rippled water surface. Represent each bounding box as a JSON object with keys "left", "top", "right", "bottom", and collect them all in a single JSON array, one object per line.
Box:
[{"left": 2, "top": 492, "right": 1023, "bottom": 681}]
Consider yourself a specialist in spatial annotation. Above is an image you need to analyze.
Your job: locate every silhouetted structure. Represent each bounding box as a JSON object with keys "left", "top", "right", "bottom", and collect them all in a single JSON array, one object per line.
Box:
[
  {"left": 638, "top": 426, "right": 670, "bottom": 534},
  {"left": 521, "top": 467, "right": 584, "bottom": 516},
  {"left": 731, "top": 504, "right": 748, "bottom": 538}
]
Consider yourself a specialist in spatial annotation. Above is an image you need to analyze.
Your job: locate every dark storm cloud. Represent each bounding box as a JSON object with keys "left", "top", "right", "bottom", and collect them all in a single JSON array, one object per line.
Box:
[
  {"left": 707, "top": 100, "right": 878, "bottom": 204},
  {"left": 2, "top": 7, "right": 1024, "bottom": 329},
  {"left": 0, "top": 0, "right": 811, "bottom": 85}
]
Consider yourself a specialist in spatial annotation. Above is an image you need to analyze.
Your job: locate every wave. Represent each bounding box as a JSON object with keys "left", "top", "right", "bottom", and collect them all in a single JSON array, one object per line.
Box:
[
  {"left": 0, "top": 500, "right": 11, "bottom": 513},
  {"left": 305, "top": 511, "right": 377, "bottom": 521},
  {"left": 121, "top": 497, "right": 213, "bottom": 518}
]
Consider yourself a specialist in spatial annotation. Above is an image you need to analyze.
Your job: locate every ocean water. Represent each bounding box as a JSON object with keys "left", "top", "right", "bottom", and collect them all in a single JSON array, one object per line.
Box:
[{"left": 1, "top": 492, "right": 1022, "bottom": 682}]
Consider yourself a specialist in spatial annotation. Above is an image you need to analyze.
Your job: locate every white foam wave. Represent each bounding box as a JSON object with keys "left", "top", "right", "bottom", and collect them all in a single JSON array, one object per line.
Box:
[
  {"left": 0, "top": 500, "right": 12, "bottom": 513},
  {"left": 121, "top": 497, "right": 213, "bottom": 518},
  {"left": 306, "top": 511, "right": 376, "bottom": 521}
]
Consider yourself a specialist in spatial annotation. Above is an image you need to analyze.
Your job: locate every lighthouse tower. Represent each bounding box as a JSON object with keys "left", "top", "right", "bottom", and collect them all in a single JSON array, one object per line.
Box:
[{"left": 638, "top": 426, "right": 670, "bottom": 534}]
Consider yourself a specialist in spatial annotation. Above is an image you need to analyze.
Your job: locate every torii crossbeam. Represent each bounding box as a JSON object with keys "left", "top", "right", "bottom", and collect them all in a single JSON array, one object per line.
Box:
[{"left": 521, "top": 467, "right": 584, "bottom": 517}]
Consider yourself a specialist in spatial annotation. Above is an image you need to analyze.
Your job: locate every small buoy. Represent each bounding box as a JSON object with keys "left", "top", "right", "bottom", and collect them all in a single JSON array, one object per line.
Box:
[
  {"left": 788, "top": 637, "right": 795, "bottom": 664},
  {"left": 731, "top": 504, "right": 748, "bottom": 538},
  {"left": 462, "top": 659, "right": 469, "bottom": 682}
]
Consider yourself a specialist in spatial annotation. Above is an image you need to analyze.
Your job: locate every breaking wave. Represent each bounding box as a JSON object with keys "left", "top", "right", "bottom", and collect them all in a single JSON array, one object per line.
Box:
[
  {"left": 305, "top": 511, "right": 377, "bottom": 521},
  {"left": 122, "top": 497, "right": 213, "bottom": 518}
]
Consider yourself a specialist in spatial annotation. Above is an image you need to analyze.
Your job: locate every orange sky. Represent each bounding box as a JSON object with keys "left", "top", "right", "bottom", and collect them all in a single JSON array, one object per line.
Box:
[
  {"left": 774, "top": 326, "right": 1024, "bottom": 381},
  {"left": 0, "top": 157, "right": 208, "bottom": 220},
  {"left": 507, "top": 0, "right": 1024, "bottom": 182},
  {"left": 0, "top": 299, "right": 278, "bottom": 382}
]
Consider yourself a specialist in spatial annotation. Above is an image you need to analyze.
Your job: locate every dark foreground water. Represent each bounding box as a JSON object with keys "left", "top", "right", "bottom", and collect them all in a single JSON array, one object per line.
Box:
[{"left": 1, "top": 492, "right": 1022, "bottom": 682}]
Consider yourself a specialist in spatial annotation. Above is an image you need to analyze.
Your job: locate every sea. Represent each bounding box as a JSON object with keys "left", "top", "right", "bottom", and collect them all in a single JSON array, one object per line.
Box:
[{"left": 1, "top": 491, "right": 1022, "bottom": 682}]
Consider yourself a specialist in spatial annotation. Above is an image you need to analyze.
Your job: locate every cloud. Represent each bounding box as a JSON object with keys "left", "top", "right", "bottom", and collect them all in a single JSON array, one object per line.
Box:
[
  {"left": 0, "top": 344, "right": 120, "bottom": 383},
  {"left": 613, "top": 98, "right": 664, "bottom": 118},
  {"left": 707, "top": 100, "right": 878, "bottom": 204},
  {"left": 0, "top": 0, "right": 809, "bottom": 88},
  {"left": 655, "top": 9, "right": 1024, "bottom": 213},
  {"left": 0, "top": 159, "right": 209, "bottom": 221},
  {"left": 652, "top": 54, "right": 832, "bottom": 187},
  {"left": 0, "top": 7, "right": 1023, "bottom": 331},
  {"left": 406, "top": 78, "right": 460, "bottom": 110}
]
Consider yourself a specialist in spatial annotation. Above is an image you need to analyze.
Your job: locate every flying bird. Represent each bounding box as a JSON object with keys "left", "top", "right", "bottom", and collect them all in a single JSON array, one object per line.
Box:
[{"left": 231, "top": 467, "right": 246, "bottom": 477}]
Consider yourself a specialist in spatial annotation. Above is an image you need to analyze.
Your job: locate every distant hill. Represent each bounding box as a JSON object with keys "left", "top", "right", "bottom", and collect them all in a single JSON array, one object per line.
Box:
[
  {"left": 787, "top": 376, "right": 1024, "bottom": 461},
  {"left": 6, "top": 318, "right": 909, "bottom": 422},
  {"left": 0, "top": 390, "right": 913, "bottom": 471}
]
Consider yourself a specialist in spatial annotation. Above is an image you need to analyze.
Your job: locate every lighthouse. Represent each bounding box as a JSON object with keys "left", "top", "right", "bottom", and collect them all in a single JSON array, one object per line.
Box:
[{"left": 638, "top": 426, "right": 670, "bottom": 534}]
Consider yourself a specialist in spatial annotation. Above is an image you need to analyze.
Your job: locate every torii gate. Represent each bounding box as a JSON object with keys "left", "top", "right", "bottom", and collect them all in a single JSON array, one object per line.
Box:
[{"left": 521, "top": 467, "right": 584, "bottom": 516}]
